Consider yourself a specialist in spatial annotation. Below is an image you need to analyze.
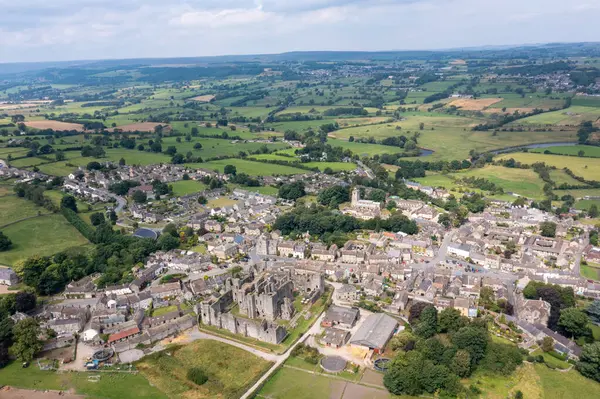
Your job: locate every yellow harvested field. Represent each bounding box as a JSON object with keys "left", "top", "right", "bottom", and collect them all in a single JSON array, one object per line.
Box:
[
  {"left": 0, "top": 103, "right": 43, "bottom": 111},
  {"left": 24, "top": 120, "right": 84, "bottom": 130},
  {"left": 191, "top": 94, "right": 215, "bottom": 102},
  {"left": 450, "top": 59, "right": 467, "bottom": 65},
  {"left": 448, "top": 97, "right": 503, "bottom": 110},
  {"left": 114, "top": 122, "right": 170, "bottom": 132}
]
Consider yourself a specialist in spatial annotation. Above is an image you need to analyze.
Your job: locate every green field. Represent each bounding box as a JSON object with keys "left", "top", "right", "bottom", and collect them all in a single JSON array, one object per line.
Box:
[
  {"left": 188, "top": 158, "right": 307, "bottom": 176},
  {"left": 497, "top": 152, "right": 600, "bottom": 181},
  {"left": 516, "top": 106, "right": 600, "bottom": 125},
  {"left": 0, "top": 361, "right": 165, "bottom": 399},
  {"left": 256, "top": 366, "right": 394, "bottom": 399},
  {"left": 531, "top": 145, "right": 600, "bottom": 158},
  {"left": 0, "top": 195, "right": 51, "bottom": 227},
  {"left": 303, "top": 161, "right": 356, "bottom": 172},
  {"left": 170, "top": 180, "right": 207, "bottom": 196},
  {"left": 139, "top": 136, "right": 290, "bottom": 159},
  {"left": 0, "top": 214, "right": 89, "bottom": 266},
  {"left": 416, "top": 165, "right": 546, "bottom": 199},
  {"left": 328, "top": 113, "right": 576, "bottom": 160},
  {"left": 550, "top": 169, "right": 589, "bottom": 187},
  {"left": 575, "top": 199, "right": 600, "bottom": 211},
  {"left": 136, "top": 340, "right": 272, "bottom": 398}
]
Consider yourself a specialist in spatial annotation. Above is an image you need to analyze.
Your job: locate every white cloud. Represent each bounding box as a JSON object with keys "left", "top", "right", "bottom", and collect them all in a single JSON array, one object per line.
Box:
[
  {"left": 173, "top": 6, "right": 273, "bottom": 28},
  {"left": 0, "top": 0, "right": 598, "bottom": 62}
]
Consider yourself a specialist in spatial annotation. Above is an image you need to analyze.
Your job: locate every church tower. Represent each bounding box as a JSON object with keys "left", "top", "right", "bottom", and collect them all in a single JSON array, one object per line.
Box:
[{"left": 351, "top": 187, "right": 360, "bottom": 206}]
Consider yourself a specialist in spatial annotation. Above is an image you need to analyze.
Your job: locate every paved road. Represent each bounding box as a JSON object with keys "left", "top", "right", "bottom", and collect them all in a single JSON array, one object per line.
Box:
[{"left": 112, "top": 195, "right": 126, "bottom": 214}]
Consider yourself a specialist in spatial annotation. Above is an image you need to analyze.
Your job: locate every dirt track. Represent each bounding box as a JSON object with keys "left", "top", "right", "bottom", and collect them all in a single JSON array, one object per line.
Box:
[{"left": 0, "top": 386, "right": 84, "bottom": 399}]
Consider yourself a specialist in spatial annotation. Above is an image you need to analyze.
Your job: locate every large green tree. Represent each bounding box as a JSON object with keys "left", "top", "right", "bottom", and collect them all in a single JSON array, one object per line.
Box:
[
  {"left": 60, "top": 195, "right": 78, "bottom": 213},
  {"left": 558, "top": 307, "right": 590, "bottom": 339},
  {"left": 414, "top": 306, "right": 438, "bottom": 338},
  {"left": 438, "top": 307, "right": 468, "bottom": 333},
  {"left": 10, "top": 318, "right": 42, "bottom": 362},
  {"left": 452, "top": 326, "right": 489, "bottom": 366}
]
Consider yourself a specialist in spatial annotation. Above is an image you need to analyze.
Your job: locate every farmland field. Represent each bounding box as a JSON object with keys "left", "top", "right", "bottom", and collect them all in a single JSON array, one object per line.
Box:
[
  {"left": 136, "top": 340, "right": 272, "bottom": 399},
  {"left": 188, "top": 158, "right": 307, "bottom": 176},
  {"left": 496, "top": 152, "right": 600, "bottom": 181},
  {"left": 24, "top": 120, "right": 84, "bottom": 130},
  {"left": 0, "top": 214, "right": 89, "bottom": 266},
  {"left": 516, "top": 106, "right": 600, "bottom": 125},
  {"left": 416, "top": 165, "right": 546, "bottom": 199},
  {"left": 0, "top": 195, "right": 51, "bottom": 227},
  {"left": 530, "top": 145, "right": 600, "bottom": 158}
]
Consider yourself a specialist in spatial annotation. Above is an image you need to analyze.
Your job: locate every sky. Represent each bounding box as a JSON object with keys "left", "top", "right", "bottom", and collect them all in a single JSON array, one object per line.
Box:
[{"left": 1, "top": 0, "right": 599, "bottom": 63}]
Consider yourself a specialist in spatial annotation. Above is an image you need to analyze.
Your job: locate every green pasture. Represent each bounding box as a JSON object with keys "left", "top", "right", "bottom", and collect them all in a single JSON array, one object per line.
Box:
[
  {"left": 187, "top": 158, "right": 306, "bottom": 176},
  {"left": 531, "top": 145, "right": 600, "bottom": 158},
  {"left": 496, "top": 152, "right": 600, "bottom": 181},
  {"left": 0, "top": 214, "right": 89, "bottom": 266}
]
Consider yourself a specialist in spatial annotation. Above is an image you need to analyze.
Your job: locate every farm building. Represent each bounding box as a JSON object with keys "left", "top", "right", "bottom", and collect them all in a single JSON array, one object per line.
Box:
[{"left": 349, "top": 313, "right": 398, "bottom": 354}]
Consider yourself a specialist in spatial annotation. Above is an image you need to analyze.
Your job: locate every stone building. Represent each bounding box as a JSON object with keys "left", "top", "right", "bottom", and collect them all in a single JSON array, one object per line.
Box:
[
  {"left": 198, "top": 290, "right": 287, "bottom": 344},
  {"left": 231, "top": 274, "right": 295, "bottom": 321}
]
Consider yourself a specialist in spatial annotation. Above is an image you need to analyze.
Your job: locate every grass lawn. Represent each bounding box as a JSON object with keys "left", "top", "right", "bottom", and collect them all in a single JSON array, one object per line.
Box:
[
  {"left": 206, "top": 197, "right": 238, "bottom": 208},
  {"left": 0, "top": 195, "right": 51, "bottom": 227},
  {"left": 0, "top": 361, "right": 166, "bottom": 399},
  {"left": 531, "top": 145, "right": 600, "bottom": 158},
  {"left": 581, "top": 263, "right": 600, "bottom": 281},
  {"left": 188, "top": 158, "right": 307, "bottom": 176},
  {"left": 0, "top": 214, "right": 89, "bottom": 266},
  {"left": 228, "top": 183, "right": 279, "bottom": 196},
  {"left": 152, "top": 305, "right": 179, "bottom": 317},
  {"left": 257, "top": 367, "right": 338, "bottom": 399},
  {"left": 170, "top": 180, "right": 207, "bottom": 196},
  {"left": 497, "top": 152, "right": 600, "bottom": 181},
  {"left": 256, "top": 366, "right": 396, "bottom": 399},
  {"left": 136, "top": 340, "right": 272, "bottom": 399},
  {"left": 531, "top": 349, "right": 571, "bottom": 370},
  {"left": 535, "top": 363, "right": 600, "bottom": 399}
]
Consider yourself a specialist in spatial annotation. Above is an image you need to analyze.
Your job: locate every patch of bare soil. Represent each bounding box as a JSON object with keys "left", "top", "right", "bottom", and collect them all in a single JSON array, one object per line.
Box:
[
  {"left": 448, "top": 97, "right": 503, "bottom": 110},
  {"left": 24, "top": 121, "right": 84, "bottom": 131},
  {"left": 190, "top": 94, "right": 215, "bottom": 102}
]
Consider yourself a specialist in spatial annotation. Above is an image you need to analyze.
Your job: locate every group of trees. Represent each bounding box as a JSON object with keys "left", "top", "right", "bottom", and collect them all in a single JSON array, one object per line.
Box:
[
  {"left": 0, "top": 232, "right": 12, "bottom": 252},
  {"left": 278, "top": 181, "right": 306, "bottom": 200},
  {"left": 273, "top": 204, "right": 417, "bottom": 246},
  {"left": 0, "top": 291, "right": 40, "bottom": 366},
  {"left": 385, "top": 306, "right": 523, "bottom": 397}
]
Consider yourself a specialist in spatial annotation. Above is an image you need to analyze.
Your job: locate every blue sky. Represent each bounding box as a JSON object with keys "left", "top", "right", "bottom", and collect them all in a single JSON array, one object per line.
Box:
[{"left": 0, "top": 0, "right": 599, "bottom": 62}]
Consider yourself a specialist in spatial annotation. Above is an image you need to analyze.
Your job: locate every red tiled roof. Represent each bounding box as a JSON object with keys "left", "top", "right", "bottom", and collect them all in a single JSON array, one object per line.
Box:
[{"left": 108, "top": 326, "right": 140, "bottom": 343}]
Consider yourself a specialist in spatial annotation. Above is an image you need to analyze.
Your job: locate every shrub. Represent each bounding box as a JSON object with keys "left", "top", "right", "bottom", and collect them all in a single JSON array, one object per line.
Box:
[{"left": 187, "top": 367, "right": 208, "bottom": 385}]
